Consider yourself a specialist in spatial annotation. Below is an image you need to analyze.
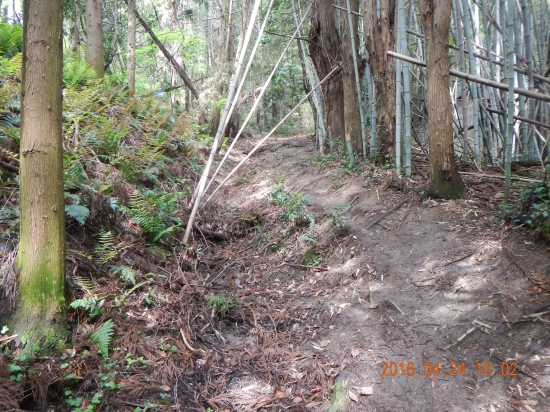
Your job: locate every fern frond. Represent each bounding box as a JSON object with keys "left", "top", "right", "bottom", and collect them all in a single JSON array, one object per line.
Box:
[
  {"left": 89, "top": 319, "right": 115, "bottom": 357},
  {"left": 65, "top": 204, "right": 90, "bottom": 225},
  {"left": 109, "top": 265, "right": 137, "bottom": 286},
  {"left": 72, "top": 275, "right": 106, "bottom": 300},
  {"left": 94, "top": 231, "right": 119, "bottom": 264}
]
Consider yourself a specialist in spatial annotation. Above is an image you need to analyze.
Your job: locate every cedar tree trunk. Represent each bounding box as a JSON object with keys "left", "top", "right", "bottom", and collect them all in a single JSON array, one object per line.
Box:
[
  {"left": 363, "top": 0, "right": 396, "bottom": 162},
  {"left": 11, "top": 0, "right": 69, "bottom": 348},
  {"left": 86, "top": 0, "right": 104, "bottom": 78},
  {"left": 309, "top": 0, "right": 345, "bottom": 144},
  {"left": 420, "top": 0, "right": 466, "bottom": 198},
  {"left": 127, "top": 0, "right": 136, "bottom": 96}
]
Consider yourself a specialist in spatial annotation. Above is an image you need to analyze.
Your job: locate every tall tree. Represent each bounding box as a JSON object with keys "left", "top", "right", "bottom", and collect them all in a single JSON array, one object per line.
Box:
[
  {"left": 363, "top": 0, "right": 396, "bottom": 162},
  {"left": 419, "top": 0, "right": 466, "bottom": 198},
  {"left": 86, "top": 0, "right": 104, "bottom": 78},
  {"left": 11, "top": 0, "right": 68, "bottom": 347},
  {"left": 309, "top": 0, "right": 345, "bottom": 146},
  {"left": 127, "top": 0, "right": 136, "bottom": 96}
]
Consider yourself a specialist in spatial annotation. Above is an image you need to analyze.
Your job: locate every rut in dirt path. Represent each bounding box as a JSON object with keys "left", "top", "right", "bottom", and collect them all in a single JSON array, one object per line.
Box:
[{"left": 226, "top": 135, "right": 550, "bottom": 412}]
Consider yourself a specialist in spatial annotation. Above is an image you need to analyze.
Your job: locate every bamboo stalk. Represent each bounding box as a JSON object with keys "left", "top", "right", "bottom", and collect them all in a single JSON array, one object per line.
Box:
[
  {"left": 459, "top": 0, "right": 482, "bottom": 164},
  {"left": 345, "top": 0, "right": 367, "bottom": 160},
  {"left": 504, "top": 0, "right": 515, "bottom": 202},
  {"left": 395, "top": 0, "right": 404, "bottom": 175}
]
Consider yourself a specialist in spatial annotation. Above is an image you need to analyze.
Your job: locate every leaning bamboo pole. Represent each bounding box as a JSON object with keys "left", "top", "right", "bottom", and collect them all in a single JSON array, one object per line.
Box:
[
  {"left": 205, "top": 67, "right": 341, "bottom": 204},
  {"left": 203, "top": 0, "right": 310, "bottom": 196},
  {"left": 183, "top": 0, "right": 263, "bottom": 244},
  {"left": 386, "top": 51, "right": 550, "bottom": 103}
]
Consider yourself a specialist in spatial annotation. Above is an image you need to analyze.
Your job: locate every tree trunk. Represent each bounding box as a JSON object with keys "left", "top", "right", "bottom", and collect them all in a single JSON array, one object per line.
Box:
[
  {"left": 12, "top": 0, "right": 68, "bottom": 348},
  {"left": 127, "top": 0, "right": 136, "bottom": 96},
  {"left": 85, "top": 0, "right": 104, "bottom": 78},
  {"left": 309, "top": 0, "right": 345, "bottom": 144},
  {"left": 363, "top": 0, "right": 396, "bottom": 162},
  {"left": 420, "top": 0, "right": 466, "bottom": 198},
  {"left": 341, "top": 0, "right": 362, "bottom": 154}
]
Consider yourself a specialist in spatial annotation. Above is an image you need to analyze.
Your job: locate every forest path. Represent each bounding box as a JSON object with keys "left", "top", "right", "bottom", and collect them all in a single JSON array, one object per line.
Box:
[{"left": 218, "top": 134, "right": 550, "bottom": 411}]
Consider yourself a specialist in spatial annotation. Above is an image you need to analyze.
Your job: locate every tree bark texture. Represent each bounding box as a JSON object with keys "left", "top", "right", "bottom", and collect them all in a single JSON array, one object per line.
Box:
[
  {"left": 127, "top": 0, "right": 136, "bottom": 96},
  {"left": 85, "top": 0, "right": 105, "bottom": 78},
  {"left": 13, "top": 0, "right": 68, "bottom": 348},
  {"left": 341, "top": 0, "right": 362, "bottom": 154},
  {"left": 309, "top": 0, "right": 345, "bottom": 144},
  {"left": 363, "top": 0, "right": 396, "bottom": 162},
  {"left": 419, "top": 0, "right": 466, "bottom": 198}
]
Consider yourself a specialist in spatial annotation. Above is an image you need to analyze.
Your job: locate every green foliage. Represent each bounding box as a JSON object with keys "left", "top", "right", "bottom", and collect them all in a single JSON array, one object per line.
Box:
[
  {"left": 301, "top": 248, "right": 323, "bottom": 266},
  {"left": 65, "top": 204, "right": 91, "bottom": 225},
  {"left": 267, "top": 186, "right": 309, "bottom": 221},
  {"left": 327, "top": 204, "right": 347, "bottom": 228},
  {"left": 129, "top": 189, "right": 182, "bottom": 242},
  {"left": 110, "top": 265, "right": 137, "bottom": 286},
  {"left": 94, "top": 231, "right": 121, "bottom": 264},
  {"left": 0, "top": 19, "right": 22, "bottom": 58},
  {"left": 206, "top": 295, "right": 234, "bottom": 318},
  {"left": 63, "top": 54, "right": 99, "bottom": 88},
  {"left": 89, "top": 319, "right": 115, "bottom": 357},
  {"left": 516, "top": 181, "right": 550, "bottom": 238},
  {"left": 70, "top": 297, "right": 105, "bottom": 318}
]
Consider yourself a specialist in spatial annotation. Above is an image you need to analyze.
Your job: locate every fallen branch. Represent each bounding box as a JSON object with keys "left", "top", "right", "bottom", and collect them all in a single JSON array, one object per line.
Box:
[
  {"left": 282, "top": 262, "right": 328, "bottom": 271},
  {"left": 365, "top": 197, "right": 412, "bottom": 230},
  {"left": 459, "top": 171, "right": 542, "bottom": 183},
  {"left": 0, "top": 160, "right": 18, "bottom": 173},
  {"left": 444, "top": 250, "right": 477, "bottom": 266}
]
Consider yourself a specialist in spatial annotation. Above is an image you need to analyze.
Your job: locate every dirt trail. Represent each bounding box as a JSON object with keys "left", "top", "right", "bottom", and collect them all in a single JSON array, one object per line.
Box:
[{"left": 220, "top": 135, "right": 550, "bottom": 411}]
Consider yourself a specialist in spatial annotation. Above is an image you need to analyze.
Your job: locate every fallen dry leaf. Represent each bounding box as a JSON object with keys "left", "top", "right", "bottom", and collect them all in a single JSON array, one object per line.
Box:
[
  {"left": 353, "top": 386, "right": 373, "bottom": 395},
  {"left": 348, "top": 390, "right": 359, "bottom": 402},
  {"left": 368, "top": 302, "right": 379, "bottom": 309}
]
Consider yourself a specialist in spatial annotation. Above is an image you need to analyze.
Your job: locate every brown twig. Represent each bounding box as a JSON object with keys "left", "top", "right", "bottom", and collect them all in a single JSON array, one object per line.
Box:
[{"left": 365, "top": 197, "right": 412, "bottom": 230}]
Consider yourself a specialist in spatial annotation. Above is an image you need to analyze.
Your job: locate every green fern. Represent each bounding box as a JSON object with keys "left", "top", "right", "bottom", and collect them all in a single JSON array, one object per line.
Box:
[
  {"left": 89, "top": 319, "right": 115, "bottom": 357},
  {"left": 73, "top": 275, "right": 105, "bottom": 300},
  {"left": 109, "top": 265, "right": 137, "bottom": 286},
  {"left": 94, "top": 231, "right": 120, "bottom": 264},
  {"left": 65, "top": 204, "right": 90, "bottom": 225}
]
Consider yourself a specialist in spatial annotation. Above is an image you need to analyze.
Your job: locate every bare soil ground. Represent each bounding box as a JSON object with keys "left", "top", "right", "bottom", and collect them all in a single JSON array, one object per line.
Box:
[
  {"left": 2, "top": 134, "right": 550, "bottom": 412},
  {"left": 212, "top": 135, "right": 550, "bottom": 411}
]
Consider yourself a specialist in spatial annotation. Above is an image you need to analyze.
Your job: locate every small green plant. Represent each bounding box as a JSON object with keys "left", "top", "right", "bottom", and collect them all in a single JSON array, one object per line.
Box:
[
  {"left": 267, "top": 186, "right": 309, "bottom": 221},
  {"left": 327, "top": 204, "right": 347, "bottom": 228},
  {"left": 207, "top": 295, "right": 234, "bottom": 318},
  {"left": 515, "top": 181, "right": 550, "bottom": 238},
  {"left": 110, "top": 265, "right": 137, "bottom": 286},
  {"left": 89, "top": 319, "right": 115, "bottom": 357},
  {"left": 70, "top": 297, "right": 105, "bottom": 318},
  {"left": 301, "top": 248, "right": 322, "bottom": 266},
  {"left": 330, "top": 173, "right": 345, "bottom": 189},
  {"left": 124, "top": 352, "right": 150, "bottom": 370}
]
